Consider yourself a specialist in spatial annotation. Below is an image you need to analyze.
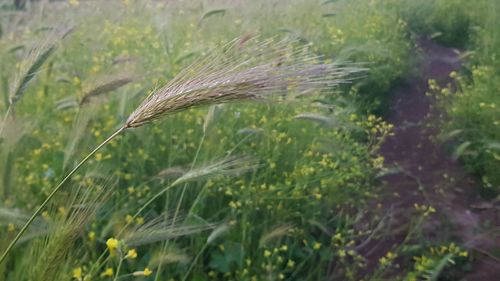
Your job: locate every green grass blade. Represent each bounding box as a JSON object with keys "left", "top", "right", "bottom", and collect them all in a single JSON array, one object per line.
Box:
[{"left": 9, "top": 45, "right": 56, "bottom": 105}]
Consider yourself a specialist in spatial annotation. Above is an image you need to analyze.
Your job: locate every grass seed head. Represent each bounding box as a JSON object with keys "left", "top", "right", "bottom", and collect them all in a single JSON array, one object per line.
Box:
[
  {"left": 79, "top": 74, "right": 136, "bottom": 105},
  {"left": 125, "top": 36, "right": 362, "bottom": 128},
  {"left": 8, "top": 26, "right": 74, "bottom": 106},
  {"left": 124, "top": 216, "right": 215, "bottom": 247},
  {"left": 171, "top": 155, "right": 260, "bottom": 186}
]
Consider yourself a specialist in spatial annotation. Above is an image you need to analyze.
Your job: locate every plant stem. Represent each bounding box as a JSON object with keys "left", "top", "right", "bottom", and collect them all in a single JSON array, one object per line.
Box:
[
  {"left": 113, "top": 257, "right": 124, "bottom": 281},
  {"left": 0, "top": 125, "right": 126, "bottom": 265},
  {"left": 153, "top": 132, "right": 205, "bottom": 281},
  {"left": 182, "top": 243, "right": 208, "bottom": 281},
  {"left": 0, "top": 105, "right": 12, "bottom": 137},
  {"left": 125, "top": 132, "right": 206, "bottom": 236}
]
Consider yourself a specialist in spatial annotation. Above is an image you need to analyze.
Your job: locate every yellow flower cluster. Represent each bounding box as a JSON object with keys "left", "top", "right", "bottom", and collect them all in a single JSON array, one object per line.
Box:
[
  {"left": 379, "top": 251, "right": 397, "bottom": 267},
  {"left": 413, "top": 203, "right": 436, "bottom": 217}
]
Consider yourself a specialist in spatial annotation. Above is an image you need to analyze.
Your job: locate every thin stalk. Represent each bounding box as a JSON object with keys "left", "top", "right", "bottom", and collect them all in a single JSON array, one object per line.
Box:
[
  {"left": 182, "top": 243, "right": 208, "bottom": 281},
  {"left": 171, "top": 132, "right": 206, "bottom": 223},
  {"left": 118, "top": 128, "right": 196, "bottom": 237},
  {"left": 113, "top": 257, "right": 125, "bottom": 281},
  {"left": 0, "top": 105, "right": 12, "bottom": 137},
  {"left": 88, "top": 251, "right": 111, "bottom": 279},
  {"left": 182, "top": 133, "right": 251, "bottom": 236},
  {"left": 153, "top": 185, "right": 173, "bottom": 281},
  {"left": 115, "top": 181, "right": 175, "bottom": 238},
  {"left": 0, "top": 125, "right": 126, "bottom": 264},
  {"left": 154, "top": 133, "right": 205, "bottom": 281}
]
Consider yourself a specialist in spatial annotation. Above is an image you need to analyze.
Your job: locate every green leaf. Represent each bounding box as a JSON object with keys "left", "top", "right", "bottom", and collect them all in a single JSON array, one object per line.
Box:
[
  {"left": 322, "top": 13, "right": 336, "bottom": 17},
  {"left": 452, "top": 141, "right": 471, "bottom": 160},
  {"left": 174, "top": 51, "right": 197, "bottom": 65},
  {"left": 199, "top": 9, "right": 226, "bottom": 24},
  {"left": 2, "top": 151, "right": 13, "bottom": 198},
  {"left": 209, "top": 242, "right": 244, "bottom": 273},
  {"left": 427, "top": 253, "right": 454, "bottom": 281},
  {"left": 486, "top": 141, "right": 500, "bottom": 151},
  {"left": 1, "top": 75, "right": 8, "bottom": 110},
  {"left": 10, "top": 45, "right": 56, "bottom": 105}
]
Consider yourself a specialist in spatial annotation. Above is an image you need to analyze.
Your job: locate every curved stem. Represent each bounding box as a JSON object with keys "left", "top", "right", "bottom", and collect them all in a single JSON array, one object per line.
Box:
[
  {"left": 0, "top": 105, "right": 12, "bottom": 137},
  {"left": 0, "top": 126, "right": 127, "bottom": 265}
]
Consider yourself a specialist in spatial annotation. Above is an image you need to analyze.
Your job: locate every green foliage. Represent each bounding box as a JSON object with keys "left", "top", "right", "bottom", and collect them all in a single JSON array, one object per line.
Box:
[
  {"left": 316, "top": 0, "right": 413, "bottom": 112},
  {"left": 0, "top": 0, "right": 491, "bottom": 280},
  {"left": 403, "top": 243, "right": 470, "bottom": 281},
  {"left": 433, "top": 1, "right": 500, "bottom": 196},
  {"left": 393, "top": 0, "right": 472, "bottom": 47},
  {"left": 434, "top": 66, "right": 500, "bottom": 196},
  {"left": 0, "top": 1, "right": 397, "bottom": 280}
]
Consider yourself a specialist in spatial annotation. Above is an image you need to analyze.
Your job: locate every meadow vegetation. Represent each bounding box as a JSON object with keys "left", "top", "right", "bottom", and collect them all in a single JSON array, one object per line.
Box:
[
  {"left": 0, "top": 0, "right": 497, "bottom": 280},
  {"left": 426, "top": 0, "right": 500, "bottom": 197}
]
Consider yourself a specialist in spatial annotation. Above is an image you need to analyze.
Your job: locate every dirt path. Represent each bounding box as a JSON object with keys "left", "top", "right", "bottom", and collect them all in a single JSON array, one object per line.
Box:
[{"left": 368, "top": 38, "right": 500, "bottom": 280}]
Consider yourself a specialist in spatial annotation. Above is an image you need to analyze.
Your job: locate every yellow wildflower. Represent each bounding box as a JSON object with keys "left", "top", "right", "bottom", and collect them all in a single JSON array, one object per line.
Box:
[
  {"left": 379, "top": 257, "right": 389, "bottom": 266},
  {"left": 95, "top": 153, "right": 103, "bottom": 161},
  {"left": 229, "top": 201, "right": 237, "bottom": 209},
  {"left": 126, "top": 249, "right": 138, "bottom": 259},
  {"left": 125, "top": 214, "right": 134, "bottom": 224},
  {"left": 144, "top": 268, "right": 153, "bottom": 276},
  {"left": 58, "top": 206, "right": 67, "bottom": 215},
  {"left": 133, "top": 268, "right": 153, "bottom": 277},
  {"left": 42, "top": 211, "right": 50, "bottom": 219},
  {"left": 88, "top": 231, "right": 95, "bottom": 242},
  {"left": 135, "top": 217, "right": 144, "bottom": 225},
  {"left": 72, "top": 267, "right": 82, "bottom": 279},
  {"left": 313, "top": 193, "right": 322, "bottom": 200},
  {"left": 100, "top": 267, "right": 113, "bottom": 277},
  {"left": 106, "top": 238, "right": 119, "bottom": 252}
]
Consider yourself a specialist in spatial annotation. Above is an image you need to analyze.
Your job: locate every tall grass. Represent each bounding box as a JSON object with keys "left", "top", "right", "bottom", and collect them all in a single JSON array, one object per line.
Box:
[
  {"left": 0, "top": 0, "right": 478, "bottom": 280},
  {"left": 0, "top": 35, "right": 359, "bottom": 264}
]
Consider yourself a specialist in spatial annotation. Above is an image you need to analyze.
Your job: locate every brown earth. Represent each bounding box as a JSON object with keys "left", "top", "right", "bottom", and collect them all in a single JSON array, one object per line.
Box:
[{"left": 360, "top": 38, "right": 500, "bottom": 280}]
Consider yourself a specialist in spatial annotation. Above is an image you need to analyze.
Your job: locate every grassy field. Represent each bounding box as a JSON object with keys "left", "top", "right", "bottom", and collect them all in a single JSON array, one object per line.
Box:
[{"left": 0, "top": 0, "right": 498, "bottom": 280}]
